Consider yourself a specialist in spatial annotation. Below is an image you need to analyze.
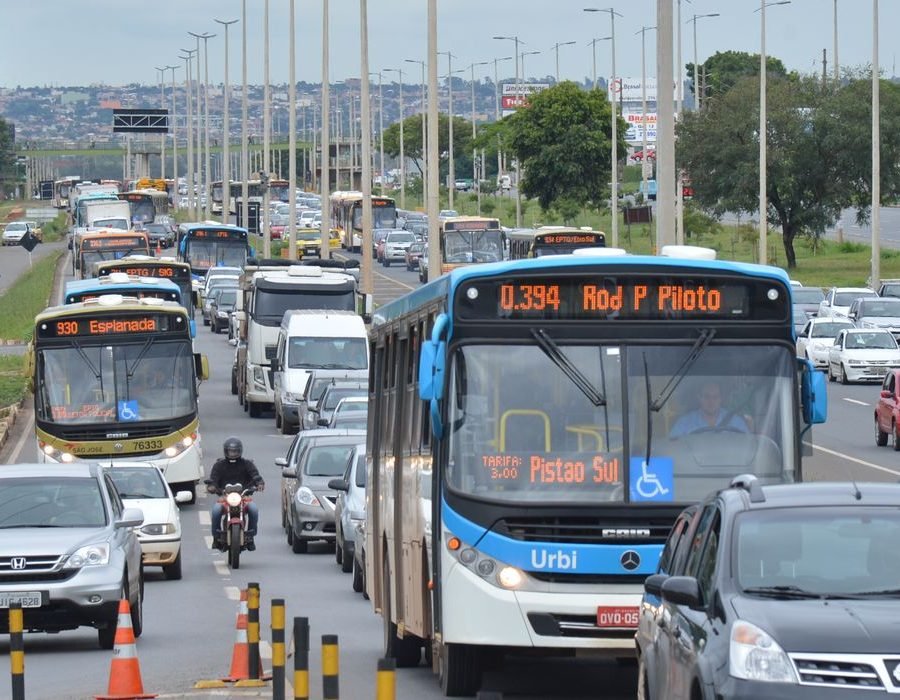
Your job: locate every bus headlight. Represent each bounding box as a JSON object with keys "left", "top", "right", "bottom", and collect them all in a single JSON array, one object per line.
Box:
[
  {"left": 497, "top": 566, "right": 524, "bottom": 589},
  {"left": 163, "top": 434, "right": 196, "bottom": 458},
  {"left": 40, "top": 442, "right": 76, "bottom": 463}
]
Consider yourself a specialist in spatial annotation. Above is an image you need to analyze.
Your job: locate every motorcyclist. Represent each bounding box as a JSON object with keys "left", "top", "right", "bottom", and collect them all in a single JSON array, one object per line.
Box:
[{"left": 208, "top": 437, "right": 265, "bottom": 551}]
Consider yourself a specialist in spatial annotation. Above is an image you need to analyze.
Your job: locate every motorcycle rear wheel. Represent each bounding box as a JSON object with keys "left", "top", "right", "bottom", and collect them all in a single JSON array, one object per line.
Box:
[{"left": 229, "top": 522, "right": 242, "bottom": 569}]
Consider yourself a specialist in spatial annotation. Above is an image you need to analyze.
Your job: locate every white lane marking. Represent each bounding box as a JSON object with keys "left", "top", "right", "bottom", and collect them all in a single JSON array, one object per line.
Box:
[
  {"left": 806, "top": 442, "right": 900, "bottom": 477},
  {"left": 9, "top": 411, "right": 34, "bottom": 463},
  {"left": 198, "top": 510, "right": 211, "bottom": 526},
  {"left": 843, "top": 398, "right": 870, "bottom": 406},
  {"left": 214, "top": 560, "right": 231, "bottom": 577},
  {"left": 266, "top": 434, "right": 294, "bottom": 439},
  {"left": 224, "top": 586, "right": 241, "bottom": 601}
]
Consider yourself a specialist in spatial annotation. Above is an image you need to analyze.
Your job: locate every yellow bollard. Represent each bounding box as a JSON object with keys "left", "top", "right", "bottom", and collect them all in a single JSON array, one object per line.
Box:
[
  {"left": 292, "top": 617, "right": 310, "bottom": 700},
  {"left": 376, "top": 657, "right": 396, "bottom": 700},
  {"left": 322, "top": 634, "right": 339, "bottom": 700},
  {"left": 271, "top": 599, "right": 286, "bottom": 700},
  {"left": 10, "top": 602, "right": 24, "bottom": 700}
]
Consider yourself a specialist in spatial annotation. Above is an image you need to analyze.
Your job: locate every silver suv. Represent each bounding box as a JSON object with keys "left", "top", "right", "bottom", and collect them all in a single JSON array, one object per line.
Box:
[{"left": 0, "top": 463, "right": 145, "bottom": 649}]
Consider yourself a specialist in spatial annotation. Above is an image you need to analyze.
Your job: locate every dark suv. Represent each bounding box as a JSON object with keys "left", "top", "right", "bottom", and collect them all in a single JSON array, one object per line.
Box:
[{"left": 636, "top": 476, "right": 900, "bottom": 699}]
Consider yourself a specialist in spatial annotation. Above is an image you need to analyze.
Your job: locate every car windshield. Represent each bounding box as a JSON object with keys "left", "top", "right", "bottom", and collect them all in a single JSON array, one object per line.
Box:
[
  {"left": 792, "top": 288, "right": 825, "bottom": 304},
  {"left": 107, "top": 467, "right": 167, "bottom": 499},
  {"left": 334, "top": 417, "right": 368, "bottom": 431},
  {"left": 736, "top": 507, "right": 900, "bottom": 597},
  {"left": 144, "top": 224, "right": 167, "bottom": 235},
  {"left": 859, "top": 301, "right": 900, "bottom": 317},
  {"left": 446, "top": 343, "right": 797, "bottom": 504},
  {"left": 216, "top": 290, "right": 237, "bottom": 306},
  {"left": 387, "top": 232, "right": 415, "bottom": 243},
  {"left": 845, "top": 332, "right": 897, "bottom": 349},
  {"left": 810, "top": 321, "right": 852, "bottom": 338},
  {"left": 881, "top": 284, "right": 900, "bottom": 298},
  {"left": 287, "top": 337, "right": 367, "bottom": 370},
  {"left": 336, "top": 399, "right": 367, "bottom": 413},
  {"left": 0, "top": 477, "right": 106, "bottom": 528},
  {"left": 834, "top": 291, "right": 876, "bottom": 306},
  {"left": 303, "top": 444, "right": 356, "bottom": 476},
  {"left": 5, "top": 223, "right": 26, "bottom": 232}
]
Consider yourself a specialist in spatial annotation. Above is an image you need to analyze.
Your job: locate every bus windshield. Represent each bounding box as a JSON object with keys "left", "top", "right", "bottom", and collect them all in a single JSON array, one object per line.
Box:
[
  {"left": 36, "top": 339, "right": 197, "bottom": 424},
  {"left": 352, "top": 204, "right": 396, "bottom": 230},
  {"left": 446, "top": 342, "right": 796, "bottom": 505},
  {"left": 443, "top": 230, "right": 504, "bottom": 264},
  {"left": 185, "top": 240, "right": 246, "bottom": 271},
  {"left": 129, "top": 198, "right": 156, "bottom": 224},
  {"left": 81, "top": 248, "right": 147, "bottom": 269}
]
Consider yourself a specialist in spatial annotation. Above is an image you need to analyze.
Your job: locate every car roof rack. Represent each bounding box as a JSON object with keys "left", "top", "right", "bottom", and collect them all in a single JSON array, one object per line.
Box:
[{"left": 729, "top": 474, "right": 766, "bottom": 503}]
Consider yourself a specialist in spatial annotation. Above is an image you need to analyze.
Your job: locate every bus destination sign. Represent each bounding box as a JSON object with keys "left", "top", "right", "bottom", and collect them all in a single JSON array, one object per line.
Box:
[{"left": 37, "top": 313, "right": 181, "bottom": 338}]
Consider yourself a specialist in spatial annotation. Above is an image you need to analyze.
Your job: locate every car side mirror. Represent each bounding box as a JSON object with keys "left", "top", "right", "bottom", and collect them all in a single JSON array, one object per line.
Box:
[
  {"left": 881, "top": 390, "right": 892, "bottom": 399},
  {"left": 282, "top": 466, "right": 297, "bottom": 478},
  {"left": 174, "top": 491, "right": 193, "bottom": 504},
  {"left": 275, "top": 457, "right": 288, "bottom": 468},
  {"left": 643, "top": 573, "right": 668, "bottom": 597},
  {"left": 317, "top": 418, "right": 330, "bottom": 427},
  {"left": 661, "top": 576, "right": 703, "bottom": 610},
  {"left": 117, "top": 507, "right": 145, "bottom": 529},
  {"left": 328, "top": 478, "right": 350, "bottom": 492}
]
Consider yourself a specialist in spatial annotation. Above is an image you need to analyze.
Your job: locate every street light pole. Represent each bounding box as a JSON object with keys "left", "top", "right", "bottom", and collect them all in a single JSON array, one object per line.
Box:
[
  {"left": 189, "top": 31, "right": 215, "bottom": 219},
  {"left": 584, "top": 7, "right": 623, "bottom": 247},
  {"left": 439, "top": 51, "right": 457, "bottom": 209},
  {"left": 165, "top": 65, "right": 179, "bottom": 203},
  {"left": 385, "top": 68, "right": 405, "bottom": 209},
  {"left": 240, "top": 0, "right": 249, "bottom": 234},
  {"left": 406, "top": 59, "right": 428, "bottom": 206},
  {"left": 180, "top": 49, "right": 197, "bottom": 219},
  {"left": 469, "top": 61, "right": 488, "bottom": 213},
  {"left": 490, "top": 56, "right": 511, "bottom": 186},
  {"left": 872, "top": 0, "right": 880, "bottom": 290},
  {"left": 493, "top": 36, "right": 522, "bottom": 226},
  {"left": 360, "top": 0, "right": 373, "bottom": 303},
  {"left": 427, "top": 0, "right": 440, "bottom": 280},
  {"left": 287, "top": 0, "right": 297, "bottom": 260},
  {"left": 262, "top": 0, "right": 271, "bottom": 257},
  {"left": 155, "top": 67, "right": 167, "bottom": 179},
  {"left": 320, "top": 0, "right": 331, "bottom": 259},
  {"left": 214, "top": 18, "right": 238, "bottom": 225},
  {"left": 689, "top": 13, "right": 720, "bottom": 111},
  {"left": 833, "top": 0, "right": 840, "bottom": 82},
  {"left": 552, "top": 41, "right": 576, "bottom": 83},
  {"left": 635, "top": 25, "right": 656, "bottom": 195},
  {"left": 757, "top": 1, "right": 791, "bottom": 265},
  {"left": 656, "top": 0, "right": 676, "bottom": 248}
]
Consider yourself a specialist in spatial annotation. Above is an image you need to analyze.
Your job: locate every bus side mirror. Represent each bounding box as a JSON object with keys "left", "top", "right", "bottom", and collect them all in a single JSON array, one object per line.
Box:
[
  {"left": 189, "top": 319, "right": 196, "bottom": 338},
  {"left": 800, "top": 358, "right": 827, "bottom": 425},
  {"left": 196, "top": 354, "right": 210, "bottom": 382},
  {"left": 418, "top": 340, "right": 447, "bottom": 401}
]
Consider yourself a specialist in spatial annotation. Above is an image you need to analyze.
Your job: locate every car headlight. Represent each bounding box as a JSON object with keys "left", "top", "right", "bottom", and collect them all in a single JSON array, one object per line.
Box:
[
  {"left": 729, "top": 620, "right": 797, "bottom": 683},
  {"left": 296, "top": 486, "right": 320, "bottom": 507},
  {"left": 64, "top": 542, "right": 111, "bottom": 569},
  {"left": 848, "top": 359, "right": 866, "bottom": 366},
  {"left": 141, "top": 523, "right": 176, "bottom": 536},
  {"left": 164, "top": 433, "right": 196, "bottom": 458}
]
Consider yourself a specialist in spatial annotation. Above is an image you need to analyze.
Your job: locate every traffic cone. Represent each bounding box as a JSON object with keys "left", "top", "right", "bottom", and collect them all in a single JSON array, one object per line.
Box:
[
  {"left": 95, "top": 599, "right": 157, "bottom": 699},
  {"left": 221, "top": 588, "right": 265, "bottom": 683}
]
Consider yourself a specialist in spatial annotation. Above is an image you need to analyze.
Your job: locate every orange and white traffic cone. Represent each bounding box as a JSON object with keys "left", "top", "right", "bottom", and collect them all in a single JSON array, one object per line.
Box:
[
  {"left": 221, "top": 588, "right": 264, "bottom": 682},
  {"left": 95, "top": 599, "right": 157, "bottom": 700}
]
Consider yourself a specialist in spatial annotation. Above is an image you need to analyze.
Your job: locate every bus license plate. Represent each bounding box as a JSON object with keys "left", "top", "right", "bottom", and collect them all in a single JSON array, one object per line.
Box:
[
  {"left": 596, "top": 606, "right": 639, "bottom": 628},
  {"left": 0, "top": 591, "right": 42, "bottom": 608}
]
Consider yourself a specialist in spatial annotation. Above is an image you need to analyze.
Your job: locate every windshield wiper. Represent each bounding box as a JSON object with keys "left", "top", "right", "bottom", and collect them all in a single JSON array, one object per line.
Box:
[
  {"left": 849, "top": 588, "right": 900, "bottom": 597},
  {"left": 742, "top": 585, "right": 826, "bottom": 599},
  {"left": 531, "top": 328, "right": 605, "bottom": 406},
  {"left": 648, "top": 329, "right": 716, "bottom": 412}
]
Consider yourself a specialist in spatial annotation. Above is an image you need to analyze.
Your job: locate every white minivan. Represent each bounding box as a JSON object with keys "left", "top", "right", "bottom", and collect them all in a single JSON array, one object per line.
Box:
[{"left": 272, "top": 310, "right": 368, "bottom": 434}]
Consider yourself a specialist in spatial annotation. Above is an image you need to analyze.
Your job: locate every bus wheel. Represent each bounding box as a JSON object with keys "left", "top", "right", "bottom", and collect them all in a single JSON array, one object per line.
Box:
[{"left": 439, "top": 642, "right": 482, "bottom": 697}]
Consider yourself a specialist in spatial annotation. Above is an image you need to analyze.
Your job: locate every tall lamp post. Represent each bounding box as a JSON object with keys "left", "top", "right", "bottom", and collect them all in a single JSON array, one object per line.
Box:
[
  {"left": 871, "top": 0, "right": 880, "bottom": 290},
  {"left": 438, "top": 51, "right": 457, "bottom": 209},
  {"left": 164, "top": 65, "right": 179, "bottom": 204},
  {"left": 360, "top": 0, "right": 374, "bottom": 303},
  {"left": 427, "top": 0, "right": 440, "bottom": 280},
  {"left": 405, "top": 58, "right": 428, "bottom": 206},
  {"left": 214, "top": 18, "right": 238, "bottom": 225},
  {"left": 757, "top": 0, "right": 791, "bottom": 265},
  {"left": 180, "top": 49, "right": 197, "bottom": 219},
  {"left": 490, "top": 55, "right": 512, "bottom": 183},
  {"left": 384, "top": 68, "right": 406, "bottom": 209},
  {"left": 369, "top": 71, "right": 384, "bottom": 195},
  {"left": 287, "top": 0, "right": 297, "bottom": 259},
  {"left": 468, "top": 61, "right": 489, "bottom": 213},
  {"left": 189, "top": 31, "right": 215, "bottom": 220},
  {"left": 584, "top": 7, "right": 623, "bottom": 247},
  {"left": 262, "top": 0, "right": 272, "bottom": 257},
  {"left": 551, "top": 41, "right": 576, "bottom": 83},
  {"left": 833, "top": 0, "right": 840, "bottom": 82},
  {"left": 155, "top": 67, "right": 168, "bottom": 179},
  {"left": 320, "top": 0, "right": 331, "bottom": 259},
  {"left": 588, "top": 37, "right": 611, "bottom": 91},
  {"left": 493, "top": 35, "right": 522, "bottom": 226},
  {"left": 688, "top": 13, "right": 720, "bottom": 110},
  {"left": 635, "top": 25, "right": 656, "bottom": 195}
]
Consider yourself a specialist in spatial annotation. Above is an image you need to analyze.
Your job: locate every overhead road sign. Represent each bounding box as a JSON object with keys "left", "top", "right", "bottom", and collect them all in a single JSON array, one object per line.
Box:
[{"left": 112, "top": 109, "right": 169, "bottom": 134}]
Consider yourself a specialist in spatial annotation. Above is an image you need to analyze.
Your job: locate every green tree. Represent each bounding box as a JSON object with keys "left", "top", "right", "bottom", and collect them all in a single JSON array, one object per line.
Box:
[
  {"left": 0, "top": 117, "right": 16, "bottom": 196},
  {"left": 497, "top": 81, "right": 626, "bottom": 211},
  {"left": 677, "top": 74, "right": 900, "bottom": 268},
  {"left": 686, "top": 50, "right": 788, "bottom": 104}
]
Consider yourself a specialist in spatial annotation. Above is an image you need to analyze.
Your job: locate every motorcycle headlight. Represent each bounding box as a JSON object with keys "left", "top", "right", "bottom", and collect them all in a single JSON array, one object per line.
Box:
[
  {"left": 225, "top": 492, "right": 243, "bottom": 507},
  {"left": 729, "top": 621, "right": 797, "bottom": 683},
  {"left": 296, "top": 486, "right": 320, "bottom": 507},
  {"left": 64, "top": 542, "right": 111, "bottom": 569},
  {"left": 141, "top": 523, "right": 176, "bottom": 536}
]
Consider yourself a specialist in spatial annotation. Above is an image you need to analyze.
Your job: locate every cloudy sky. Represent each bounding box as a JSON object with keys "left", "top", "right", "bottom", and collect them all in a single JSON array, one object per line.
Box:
[{"left": 0, "top": 0, "right": 893, "bottom": 88}]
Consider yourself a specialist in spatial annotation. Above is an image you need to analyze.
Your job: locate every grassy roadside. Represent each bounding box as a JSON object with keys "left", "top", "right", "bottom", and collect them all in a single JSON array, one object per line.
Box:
[
  {"left": 0, "top": 355, "right": 27, "bottom": 407},
  {"left": 0, "top": 250, "right": 63, "bottom": 343}
]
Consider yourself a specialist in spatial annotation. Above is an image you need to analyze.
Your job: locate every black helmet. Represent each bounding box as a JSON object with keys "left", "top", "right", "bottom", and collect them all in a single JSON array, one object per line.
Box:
[{"left": 223, "top": 437, "right": 243, "bottom": 463}]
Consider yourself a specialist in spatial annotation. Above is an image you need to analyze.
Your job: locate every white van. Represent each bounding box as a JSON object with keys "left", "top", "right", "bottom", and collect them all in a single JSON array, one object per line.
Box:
[{"left": 272, "top": 310, "right": 368, "bottom": 434}]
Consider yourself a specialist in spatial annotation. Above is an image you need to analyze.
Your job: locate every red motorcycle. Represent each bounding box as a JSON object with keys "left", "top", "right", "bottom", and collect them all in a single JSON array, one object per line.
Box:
[{"left": 210, "top": 482, "right": 256, "bottom": 569}]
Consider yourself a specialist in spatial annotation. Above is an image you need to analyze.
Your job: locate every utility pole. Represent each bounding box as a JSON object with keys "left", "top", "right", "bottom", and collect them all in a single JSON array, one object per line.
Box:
[
  {"left": 406, "top": 59, "right": 428, "bottom": 207},
  {"left": 385, "top": 69, "right": 406, "bottom": 209},
  {"left": 656, "top": 0, "right": 675, "bottom": 248},
  {"left": 214, "top": 18, "right": 238, "bottom": 225},
  {"left": 262, "top": 0, "right": 271, "bottom": 257},
  {"left": 241, "top": 0, "right": 249, "bottom": 237},
  {"left": 180, "top": 49, "right": 197, "bottom": 220},
  {"left": 287, "top": 0, "right": 297, "bottom": 260},
  {"left": 320, "top": 0, "right": 332, "bottom": 259},
  {"left": 439, "top": 51, "right": 457, "bottom": 210},
  {"left": 427, "top": 0, "right": 440, "bottom": 280},
  {"left": 469, "top": 61, "right": 488, "bottom": 213},
  {"left": 360, "top": 0, "right": 374, "bottom": 306}
]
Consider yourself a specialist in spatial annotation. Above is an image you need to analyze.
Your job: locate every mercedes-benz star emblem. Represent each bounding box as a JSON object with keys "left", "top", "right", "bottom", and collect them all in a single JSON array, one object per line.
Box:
[{"left": 620, "top": 550, "right": 641, "bottom": 571}]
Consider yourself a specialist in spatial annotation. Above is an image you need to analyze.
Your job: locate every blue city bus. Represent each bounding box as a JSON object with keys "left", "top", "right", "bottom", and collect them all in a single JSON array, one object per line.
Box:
[
  {"left": 177, "top": 223, "right": 250, "bottom": 282},
  {"left": 64, "top": 274, "right": 182, "bottom": 305},
  {"left": 365, "top": 246, "right": 827, "bottom": 694}
]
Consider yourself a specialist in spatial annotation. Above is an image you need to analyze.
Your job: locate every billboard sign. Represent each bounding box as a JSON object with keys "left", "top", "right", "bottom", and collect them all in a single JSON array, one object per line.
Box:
[
  {"left": 501, "top": 83, "right": 550, "bottom": 117},
  {"left": 623, "top": 111, "right": 657, "bottom": 143},
  {"left": 608, "top": 78, "right": 657, "bottom": 104}
]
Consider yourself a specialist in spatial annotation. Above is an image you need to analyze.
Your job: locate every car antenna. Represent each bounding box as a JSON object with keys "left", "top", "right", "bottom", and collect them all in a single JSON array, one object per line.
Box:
[{"left": 851, "top": 479, "right": 862, "bottom": 501}]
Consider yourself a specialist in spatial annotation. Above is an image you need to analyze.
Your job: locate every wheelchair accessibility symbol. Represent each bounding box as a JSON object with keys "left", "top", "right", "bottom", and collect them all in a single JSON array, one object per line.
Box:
[
  {"left": 117, "top": 400, "right": 140, "bottom": 422},
  {"left": 629, "top": 457, "right": 674, "bottom": 502}
]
